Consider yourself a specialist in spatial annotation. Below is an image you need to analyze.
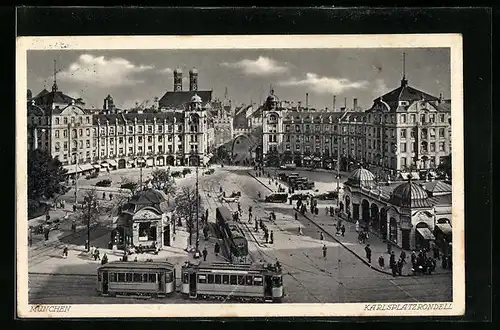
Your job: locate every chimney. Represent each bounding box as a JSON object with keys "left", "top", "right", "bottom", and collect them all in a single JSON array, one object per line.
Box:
[
  {"left": 439, "top": 92, "right": 443, "bottom": 103},
  {"left": 306, "top": 93, "right": 309, "bottom": 109},
  {"left": 353, "top": 98, "right": 358, "bottom": 111}
]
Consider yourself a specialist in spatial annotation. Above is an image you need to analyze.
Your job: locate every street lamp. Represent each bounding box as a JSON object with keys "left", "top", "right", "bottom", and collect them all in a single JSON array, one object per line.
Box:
[{"left": 72, "top": 151, "right": 79, "bottom": 204}]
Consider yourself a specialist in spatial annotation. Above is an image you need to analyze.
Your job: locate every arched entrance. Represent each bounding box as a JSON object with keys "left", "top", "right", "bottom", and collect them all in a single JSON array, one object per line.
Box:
[
  {"left": 118, "top": 159, "right": 126, "bottom": 169},
  {"left": 156, "top": 156, "right": 164, "bottom": 167},
  {"left": 189, "top": 155, "right": 199, "bottom": 166},
  {"left": 415, "top": 222, "right": 433, "bottom": 251},
  {"left": 379, "top": 207, "right": 388, "bottom": 239},
  {"left": 339, "top": 201, "right": 344, "bottom": 212},
  {"left": 389, "top": 217, "right": 398, "bottom": 244},
  {"left": 361, "top": 199, "right": 370, "bottom": 229},
  {"left": 232, "top": 135, "right": 253, "bottom": 164},
  {"left": 370, "top": 203, "right": 379, "bottom": 233},
  {"left": 166, "top": 155, "right": 175, "bottom": 166}
]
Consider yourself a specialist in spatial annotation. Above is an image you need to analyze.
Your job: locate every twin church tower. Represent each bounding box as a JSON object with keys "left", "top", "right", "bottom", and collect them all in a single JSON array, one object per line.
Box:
[{"left": 173, "top": 68, "right": 198, "bottom": 92}]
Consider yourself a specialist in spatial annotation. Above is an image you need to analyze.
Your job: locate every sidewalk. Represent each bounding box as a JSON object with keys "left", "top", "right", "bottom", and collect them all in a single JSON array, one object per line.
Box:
[{"left": 248, "top": 171, "right": 451, "bottom": 277}]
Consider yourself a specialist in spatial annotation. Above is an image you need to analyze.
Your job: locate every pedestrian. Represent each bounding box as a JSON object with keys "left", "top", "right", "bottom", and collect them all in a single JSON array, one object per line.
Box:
[
  {"left": 73, "top": 204, "right": 77, "bottom": 212},
  {"left": 400, "top": 250, "right": 407, "bottom": 264},
  {"left": 322, "top": 244, "right": 327, "bottom": 259},
  {"left": 358, "top": 231, "right": 363, "bottom": 244},
  {"left": 390, "top": 251, "right": 396, "bottom": 269},
  {"left": 355, "top": 220, "right": 360, "bottom": 233},
  {"left": 264, "top": 231, "right": 269, "bottom": 244},
  {"left": 103, "top": 192, "right": 106, "bottom": 200},
  {"left": 214, "top": 242, "right": 220, "bottom": 256},
  {"left": 133, "top": 256, "right": 137, "bottom": 262},
  {"left": 320, "top": 232, "right": 324, "bottom": 241},
  {"left": 123, "top": 251, "right": 128, "bottom": 262},
  {"left": 411, "top": 250, "right": 417, "bottom": 268},
  {"left": 298, "top": 226, "right": 303, "bottom": 235},
  {"left": 340, "top": 224, "right": 346, "bottom": 237},
  {"left": 397, "top": 258, "right": 404, "bottom": 276},
  {"left": 365, "top": 244, "right": 372, "bottom": 263},
  {"left": 270, "top": 231, "right": 274, "bottom": 244},
  {"left": 109, "top": 193, "right": 113, "bottom": 200},
  {"left": 62, "top": 245, "right": 68, "bottom": 258},
  {"left": 255, "top": 220, "right": 259, "bottom": 232},
  {"left": 259, "top": 219, "right": 263, "bottom": 229},
  {"left": 378, "top": 255, "right": 385, "bottom": 269},
  {"left": 202, "top": 247, "right": 208, "bottom": 261},
  {"left": 294, "top": 212, "right": 298, "bottom": 220},
  {"left": 101, "top": 253, "right": 108, "bottom": 265}
]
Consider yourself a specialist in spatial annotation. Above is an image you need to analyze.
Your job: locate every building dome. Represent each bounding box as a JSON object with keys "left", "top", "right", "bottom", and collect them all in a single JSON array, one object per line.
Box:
[
  {"left": 346, "top": 168, "right": 376, "bottom": 188},
  {"left": 126, "top": 188, "right": 169, "bottom": 213},
  {"left": 391, "top": 181, "right": 430, "bottom": 208},
  {"left": 191, "top": 94, "right": 202, "bottom": 103},
  {"left": 174, "top": 67, "right": 183, "bottom": 74}
]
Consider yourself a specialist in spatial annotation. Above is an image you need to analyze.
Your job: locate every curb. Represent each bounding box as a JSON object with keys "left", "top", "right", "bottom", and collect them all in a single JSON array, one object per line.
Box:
[
  {"left": 295, "top": 208, "right": 405, "bottom": 277},
  {"left": 247, "top": 171, "right": 274, "bottom": 192}
]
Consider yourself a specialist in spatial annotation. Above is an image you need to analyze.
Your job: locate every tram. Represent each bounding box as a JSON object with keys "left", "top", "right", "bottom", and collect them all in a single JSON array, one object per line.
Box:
[
  {"left": 180, "top": 262, "right": 284, "bottom": 302},
  {"left": 97, "top": 261, "right": 176, "bottom": 297},
  {"left": 216, "top": 206, "right": 249, "bottom": 261}
]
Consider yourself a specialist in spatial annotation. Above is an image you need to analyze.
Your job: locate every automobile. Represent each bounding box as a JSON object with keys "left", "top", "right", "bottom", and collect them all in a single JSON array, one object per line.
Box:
[
  {"left": 45, "top": 218, "right": 61, "bottom": 230},
  {"left": 85, "top": 172, "right": 99, "bottom": 180},
  {"left": 182, "top": 168, "right": 192, "bottom": 175},
  {"left": 171, "top": 171, "right": 182, "bottom": 178},
  {"left": 290, "top": 193, "right": 312, "bottom": 201},
  {"left": 95, "top": 179, "right": 112, "bottom": 187},
  {"left": 205, "top": 169, "right": 215, "bottom": 175},
  {"left": 265, "top": 193, "right": 289, "bottom": 203},
  {"left": 316, "top": 191, "right": 339, "bottom": 200},
  {"left": 229, "top": 191, "right": 241, "bottom": 198}
]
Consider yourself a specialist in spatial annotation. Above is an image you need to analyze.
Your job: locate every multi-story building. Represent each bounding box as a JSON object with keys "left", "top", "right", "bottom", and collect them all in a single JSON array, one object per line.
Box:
[
  {"left": 261, "top": 74, "right": 452, "bottom": 177},
  {"left": 28, "top": 67, "right": 214, "bottom": 174}
]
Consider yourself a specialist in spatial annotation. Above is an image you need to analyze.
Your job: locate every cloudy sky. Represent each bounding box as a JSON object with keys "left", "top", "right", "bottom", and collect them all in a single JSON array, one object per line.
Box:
[{"left": 27, "top": 48, "right": 450, "bottom": 110}]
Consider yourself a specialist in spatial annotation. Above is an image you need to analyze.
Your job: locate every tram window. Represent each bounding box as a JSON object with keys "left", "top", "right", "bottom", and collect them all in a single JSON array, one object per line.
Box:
[
  {"left": 126, "top": 273, "right": 133, "bottom": 282},
  {"left": 246, "top": 276, "right": 253, "bottom": 286},
  {"left": 253, "top": 276, "right": 263, "bottom": 286},
  {"left": 222, "top": 275, "right": 229, "bottom": 284},
  {"left": 165, "top": 272, "right": 173, "bottom": 282},
  {"left": 238, "top": 275, "right": 245, "bottom": 285},
  {"left": 149, "top": 274, "right": 157, "bottom": 283},
  {"left": 117, "top": 273, "right": 125, "bottom": 282},
  {"left": 208, "top": 274, "right": 214, "bottom": 284},
  {"left": 98, "top": 273, "right": 102, "bottom": 282},
  {"left": 273, "top": 276, "right": 283, "bottom": 287},
  {"left": 230, "top": 275, "right": 237, "bottom": 285},
  {"left": 109, "top": 273, "right": 116, "bottom": 282},
  {"left": 183, "top": 273, "right": 189, "bottom": 284},
  {"left": 198, "top": 274, "right": 207, "bottom": 284},
  {"left": 143, "top": 273, "right": 148, "bottom": 283},
  {"left": 133, "top": 273, "right": 142, "bottom": 282},
  {"left": 215, "top": 275, "right": 222, "bottom": 284}
]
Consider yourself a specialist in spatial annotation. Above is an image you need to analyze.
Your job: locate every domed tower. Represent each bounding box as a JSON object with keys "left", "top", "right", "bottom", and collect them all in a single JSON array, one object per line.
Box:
[
  {"left": 174, "top": 68, "right": 183, "bottom": 91},
  {"left": 390, "top": 178, "right": 431, "bottom": 208},
  {"left": 103, "top": 94, "right": 114, "bottom": 111},
  {"left": 189, "top": 68, "right": 198, "bottom": 92},
  {"left": 346, "top": 167, "right": 376, "bottom": 188},
  {"left": 265, "top": 89, "right": 279, "bottom": 111}
]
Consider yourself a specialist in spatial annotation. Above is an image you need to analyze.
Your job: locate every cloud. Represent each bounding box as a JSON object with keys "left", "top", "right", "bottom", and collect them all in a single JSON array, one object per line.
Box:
[
  {"left": 57, "top": 54, "right": 154, "bottom": 87},
  {"left": 158, "top": 67, "right": 173, "bottom": 75},
  {"left": 221, "top": 56, "right": 289, "bottom": 76},
  {"left": 278, "top": 73, "right": 369, "bottom": 94},
  {"left": 372, "top": 79, "right": 388, "bottom": 97}
]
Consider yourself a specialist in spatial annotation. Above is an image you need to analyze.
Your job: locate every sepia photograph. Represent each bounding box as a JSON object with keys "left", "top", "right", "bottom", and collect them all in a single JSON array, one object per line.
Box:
[{"left": 16, "top": 34, "right": 464, "bottom": 318}]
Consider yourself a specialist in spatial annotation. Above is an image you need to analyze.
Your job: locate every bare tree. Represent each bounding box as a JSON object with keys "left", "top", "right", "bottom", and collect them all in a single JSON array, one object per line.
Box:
[
  {"left": 76, "top": 189, "right": 101, "bottom": 252},
  {"left": 151, "top": 168, "right": 177, "bottom": 203},
  {"left": 119, "top": 175, "right": 139, "bottom": 195},
  {"left": 174, "top": 185, "right": 203, "bottom": 246}
]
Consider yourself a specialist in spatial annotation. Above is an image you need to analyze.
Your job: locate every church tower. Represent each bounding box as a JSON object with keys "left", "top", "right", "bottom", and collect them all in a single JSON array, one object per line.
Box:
[
  {"left": 174, "top": 68, "right": 183, "bottom": 91},
  {"left": 189, "top": 68, "right": 198, "bottom": 91}
]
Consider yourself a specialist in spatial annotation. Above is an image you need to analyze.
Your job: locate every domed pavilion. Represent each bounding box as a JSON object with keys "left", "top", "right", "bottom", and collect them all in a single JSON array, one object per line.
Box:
[{"left": 342, "top": 168, "right": 452, "bottom": 251}]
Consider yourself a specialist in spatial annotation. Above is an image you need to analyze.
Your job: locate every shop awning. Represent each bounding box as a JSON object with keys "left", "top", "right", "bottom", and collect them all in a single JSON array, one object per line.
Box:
[
  {"left": 127, "top": 160, "right": 134, "bottom": 164},
  {"left": 108, "top": 160, "right": 118, "bottom": 167},
  {"left": 416, "top": 227, "right": 436, "bottom": 240},
  {"left": 63, "top": 164, "right": 78, "bottom": 175},
  {"left": 400, "top": 171, "right": 420, "bottom": 180},
  {"left": 435, "top": 223, "right": 452, "bottom": 237},
  {"left": 100, "top": 163, "right": 109, "bottom": 168},
  {"left": 79, "top": 163, "right": 95, "bottom": 172},
  {"left": 63, "top": 164, "right": 94, "bottom": 175}
]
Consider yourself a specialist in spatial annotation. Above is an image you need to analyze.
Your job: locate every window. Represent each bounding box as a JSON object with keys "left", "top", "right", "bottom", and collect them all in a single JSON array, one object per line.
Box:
[
  {"left": 229, "top": 275, "right": 237, "bottom": 285},
  {"left": 79, "top": 117, "right": 83, "bottom": 124},
  {"left": 295, "top": 145, "right": 300, "bottom": 151},
  {"left": 138, "top": 126, "right": 143, "bottom": 134},
  {"left": 147, "top": 136, "right": 153, "bottom": 143},
  {"left": 295, "top": 125, "right": 300, "bottom": 132},
  {"left": 177, "top": 125, "right": 183, "bottom": 132},
  {"left": 400, "top": 114, "right": 406, "bottom": 123},
  {"left": 400, "top": 143, "right": 406, "bottom": 152},
  {"left": 128, "top": 126, "right": 134, "bottom": 134},
  {"left": 430, "top": 128, "right": 436, "bottom": 138},
  {"left": 285, "top": 144, "right": 290, "bottom": 150},
  {"left": 55, "top": 142, "right": 60, "bottom": 152},
  {"left": 198, "top": 274, "right": 207, "bottom": 284},
  {"left": 86, "top": 140, "right": 90, "bottom": 148},
  {"left": 71, "top": 117, "right": 75, "bottom": 123},
  {"left": 246, "top": 275, "right": 253, "bottom": 286},
  {"left": 158, "top": 125, "right": 163, "bottom": 133},
  {"left": 138, "top": 136, "right": 143, "bottom": 143},
  {"left": 63, "top": 141, "right": 68, "bottom": 150},
  {"left": 63, "top": 117, "right": 68, "bottom": 124},
  {"left": 128, "top": 137, "right": 133, "bottom": 144},
  {"left": 208, "top": 274, "right": 214, "bottom": 284},
  {"left": 117, "top": 273, "right": 125, "bottom": 282},
  {"left": 285, "top": 125, "right": 290, "bottom": 132},
  {"left": 420, "top": 114, "right": 426, "bottom": 124},
  {"left": 401, "top": 157, "right": 407, "bottom": 166},
  {"left": 86, "top": 128, "right": 90, "bottom": 136},
  {"left": 55, "top": 130, "right": 60, "bottom": 138},
  {"left": 79, "top": 141, "right": 83, "bottom": 148},
  {"left": 125, "top": 273, "right": 133, "bottom": 282},
  {"left": 429, "top": 114, "right": 435, "bottom": 123},
  {"left": 86, "top": 117, "right": 90, "bottom": 124},
  {"left": 110, "top": 138, "right": 114, "bottom": 144},
  {"left": 215, "top": 274, "right": 222, "bottom": 284},
  {"left": 158, "top": 136, "right": 163, "bottom": 142},
  {"left": 410, "top": 129, "right": 416, "bottom": 138},
  {"left": 440, "top": 114, "right": 445, "bottom": 123},
  {"left": 421, "top": 128, "right": 428, "bottom": 139},
  {"left": 72, "top": 129, "right": 77, "bottom": 138},
  {"left": 430, "top": 142, "right": 436, "bottom": 152},
  {"left": 182, "top": 273, "right": 189, "bottom": 284},
  {"left": 439, "top": 142, "right": 445, "bottom": 151},
  {"left": 146, "top": 273, "right": 155, "bottom": 282},
  {"left": 55, "top": 117, "right": 60, "bottom": 125},
  {"left": 168, "top": 136, "right": 172, "bottom": 142},
  {"left": 439, "top": 128, "right": 445, "bottom": 138},
  {"left": 222, "top": 275, "right": 229, "bottom": 284},
  {"left": 400, "top": 129, "right": 406, "bottom": 139},
  {"left": 148, "top": 126, "right": 153, "bottom": 133},
  {"left": 253, "top": 276, "right": 263, "bottom": 286},
  {"left": 238, "top": 275, "right": 245, "bottom": 285}
]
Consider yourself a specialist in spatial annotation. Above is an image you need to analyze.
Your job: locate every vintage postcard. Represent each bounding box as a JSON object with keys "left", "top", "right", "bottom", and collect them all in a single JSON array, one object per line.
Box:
[{"left": 16, "top": 34, "right": 464, "bottom": 318}]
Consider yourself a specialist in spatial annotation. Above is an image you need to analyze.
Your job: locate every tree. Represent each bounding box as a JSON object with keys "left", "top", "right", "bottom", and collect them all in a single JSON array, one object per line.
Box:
[
  {"left": 150, "top": 168, "right": 177, "bottom": 203},
  {"left": 77, "top": 189, "right": 101, "bottom": 252},
  {"left": 174, "top": 186, "right": 203, "bottom": 246},
  {"left": 28, "top": 149, "right": 68, "bottom": 202}
]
